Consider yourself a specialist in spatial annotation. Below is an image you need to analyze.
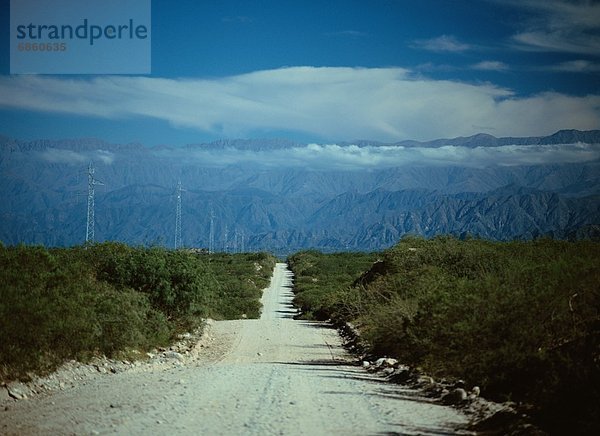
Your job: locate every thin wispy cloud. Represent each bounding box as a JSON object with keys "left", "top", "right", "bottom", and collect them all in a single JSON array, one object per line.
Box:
[
  {"left": 96, "top": 150, "right": 116, "bottom": 165},
  {"left": 39, "top": 148, "right": 115, "bottom": 165},
  {"left": 472, "top": 61, "right": 509, "bottom": 71},
  {"left": 513, "top": 32, "right": 600, "bottom": 55},
  {"left": 40, "top": 148, "right": 86, "bottom": 164},
  {"left": 412, "top": 35, "right": 472, "bottom": 52},
  {"left": 507, "top": 0, "right": 600, "bottom": 55},
  {"left": 550, "top": 59, "right": 600, "bottom": 72},
  {"left": 0, "top": 67, "right": 598, "bottom": 142}
]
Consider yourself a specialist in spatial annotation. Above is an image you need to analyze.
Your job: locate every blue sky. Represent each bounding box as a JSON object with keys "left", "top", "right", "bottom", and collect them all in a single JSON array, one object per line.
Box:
[{"left": 0, "top": 0, "right": 599, "bottom": 146}]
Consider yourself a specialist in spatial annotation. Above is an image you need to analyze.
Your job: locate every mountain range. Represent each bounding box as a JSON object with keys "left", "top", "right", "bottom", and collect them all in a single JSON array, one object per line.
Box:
[{"left": 1, "top": 130, "right": 599, "bottom": 255}]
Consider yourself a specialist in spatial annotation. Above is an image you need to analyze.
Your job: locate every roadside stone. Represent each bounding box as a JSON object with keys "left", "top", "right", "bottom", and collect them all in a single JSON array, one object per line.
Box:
[
  {"left": 7, "top": 383, "right": 28, "bottom": 400},
  {"left": 441, "top": 388, "right": 468, "bottom": 405},
  {"left": 387, "top": 367, "right": 412, "bottom": 384},
  {"left": 164, "top": 351, "right": 184, "bottom": 361},
  {"left": 416, "top": 376, "right": 435, "bottom": 387},
  {"left": 452, "top": 379, "right": 466, "bottom": 389},
  {"left": 374, "top": 357, "right": 397, "bottom": 368},
  {"left": 382, "top": 367, "right": 395, "bottom": 376},
  {"left": 423, "top": 382, "right": 445, "bottom": 398}
]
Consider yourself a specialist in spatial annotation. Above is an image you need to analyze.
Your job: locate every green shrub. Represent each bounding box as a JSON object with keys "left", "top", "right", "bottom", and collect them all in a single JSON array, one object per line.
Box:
[
  {"left": 0, "top": 243, "right": 277, "bottom": 381},
  {"left": 287, "top": 251, "right": 377, "bottom": 320},
  {"left": 288, "top": 237, "right": 600, "bottom": 433},
  {"left": 206, "top": 252, "right": 277, "bottom": 319}
]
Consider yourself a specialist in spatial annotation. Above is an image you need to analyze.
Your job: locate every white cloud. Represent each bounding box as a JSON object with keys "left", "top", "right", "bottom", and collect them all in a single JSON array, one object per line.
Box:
[
  {"left": 551, "top": 59, "right": 600, "bottom": 72},
  {"left": 472, "top": 61, "right": 509, "bottom": 71},
  {"left": 513, "top": 31, "right": 600, "bottom": 55},
  {"left": 40, "top": 148, "right": 86, "bottom": 164},
  {"left": 159, "top": 142, "right": 600, "bottom": 170},
  {"left": 96, "top": 150, "right": 115, "bottom": 165},
  {"left": 516, "top": 0, "right": 600, "bottom": 29},
  {"left": 412, "top": 35, "right": 471, "bottom": 52},
  {"left": 39, "top": 148, "right": 115, "bottom": 165},
  {"left": 0, "top": 67, "right": 599, "bottom": 142},
  {"left": 506, "top": 0, "right": 600, "bottom": 55}
]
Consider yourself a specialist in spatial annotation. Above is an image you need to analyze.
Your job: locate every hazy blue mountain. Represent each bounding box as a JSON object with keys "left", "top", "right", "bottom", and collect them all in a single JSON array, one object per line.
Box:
[
  {"left": 1, "top": 131, "right": 599, "bottom": 254},
  {"left": 352, "top": 129, "right": 600, "bottom": 148}
]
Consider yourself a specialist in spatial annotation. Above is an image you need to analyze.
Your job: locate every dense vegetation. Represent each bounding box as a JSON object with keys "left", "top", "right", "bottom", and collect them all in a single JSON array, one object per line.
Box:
[
  {"left": 288, "top": 250, "right": 378, "bottom": 320},
  {"left": 288, "top": 236, "right": 600, "bottom": 434},
  {"left": 0, "top": 243, "right": 276, "bottom": 382}
]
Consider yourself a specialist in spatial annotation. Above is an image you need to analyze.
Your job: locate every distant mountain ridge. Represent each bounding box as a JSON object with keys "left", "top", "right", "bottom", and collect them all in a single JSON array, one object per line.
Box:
[
  {"left": 1, "top": 130, "right": 599, "bottom": 253},
  {"left": 4, "top": 129, "right": 600, "bottom": 153},
  {"left": 347, "top": 129, "right": 600, "bottom": 148}
]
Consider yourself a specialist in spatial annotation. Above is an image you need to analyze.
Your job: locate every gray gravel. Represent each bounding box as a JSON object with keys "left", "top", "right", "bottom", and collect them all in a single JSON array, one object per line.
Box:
[{"left": 1, "top": 263, "right": 471, "bottom": 435}]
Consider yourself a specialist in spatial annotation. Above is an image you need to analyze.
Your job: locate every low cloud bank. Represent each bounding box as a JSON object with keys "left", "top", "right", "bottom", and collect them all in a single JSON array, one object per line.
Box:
[
  {"left": 40, "top": 148, "right": 115, "bottom": 165},
  {"left": 160, "top": 142, "right": 600, "bottom": 170}
]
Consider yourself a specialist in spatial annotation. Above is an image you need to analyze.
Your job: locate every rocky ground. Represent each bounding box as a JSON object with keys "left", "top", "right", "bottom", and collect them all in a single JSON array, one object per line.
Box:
[{"left": 1, "top": 322, "right": 217, "bottom": 405}]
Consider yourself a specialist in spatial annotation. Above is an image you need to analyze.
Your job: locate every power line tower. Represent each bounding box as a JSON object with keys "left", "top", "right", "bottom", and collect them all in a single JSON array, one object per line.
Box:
[
  {"left": 209, "top": 206, "right": 215, "bottom": 254},
  {"left": 86, "top": 162, "right": 103, "bottom": 243},
  {"left": 234, "top": 229, "right": 245, "bottom": 253},
  {"left": 174, "top": 180, "right": 183, "bottom": 249},
  {"left": 223, "top": 224, "right": 229, "bottom": 253}
]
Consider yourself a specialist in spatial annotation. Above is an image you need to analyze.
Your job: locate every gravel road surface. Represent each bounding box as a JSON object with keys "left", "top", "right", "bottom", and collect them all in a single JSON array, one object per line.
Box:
[{"left": 2, "top": 263, "right": 471, "bottom": 435}]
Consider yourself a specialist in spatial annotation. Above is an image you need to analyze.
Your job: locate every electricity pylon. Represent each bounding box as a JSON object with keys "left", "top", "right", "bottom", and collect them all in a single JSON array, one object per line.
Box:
[
  {"left": 85, "top": 162, "right": 103, "bottom": 243},
  {"left": 209, "top": 206, "right": 215, "bottom": 254},
  {"left": 174, "top": 180, "right": 183, "bottom": 249}
]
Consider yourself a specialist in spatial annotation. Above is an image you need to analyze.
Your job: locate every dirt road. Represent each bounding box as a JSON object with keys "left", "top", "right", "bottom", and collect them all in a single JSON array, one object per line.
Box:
[{"left": 2, "top": 263, "right": 471, "bottom": 435}]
